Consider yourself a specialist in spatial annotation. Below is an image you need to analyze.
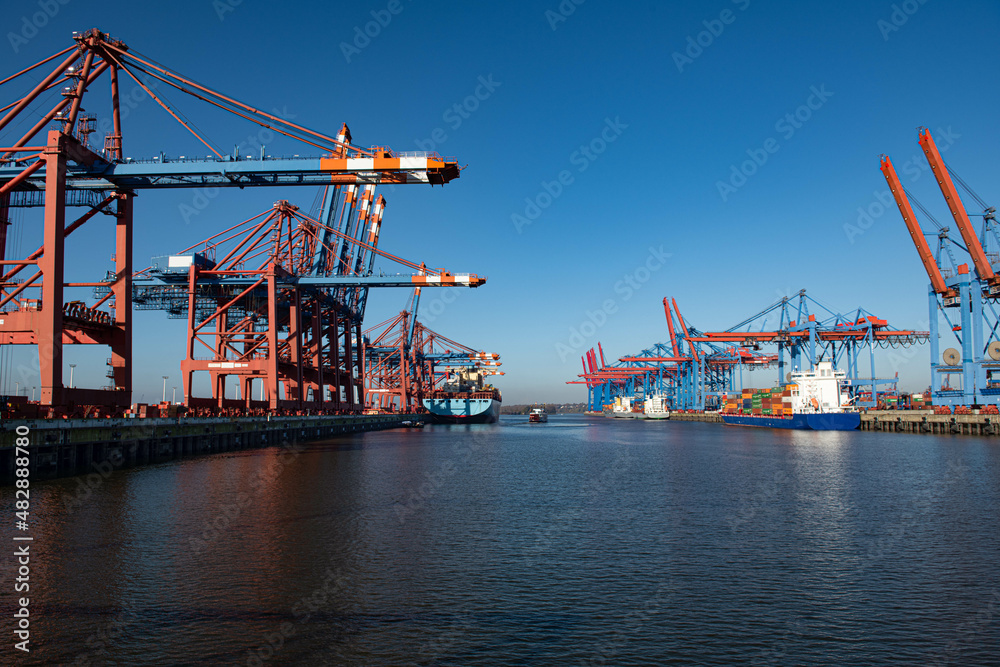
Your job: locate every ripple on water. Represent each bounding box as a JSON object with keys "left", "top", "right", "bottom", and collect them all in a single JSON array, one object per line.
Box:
[{"left": 2, "top": 415, "right": 998, "bottom": 665}]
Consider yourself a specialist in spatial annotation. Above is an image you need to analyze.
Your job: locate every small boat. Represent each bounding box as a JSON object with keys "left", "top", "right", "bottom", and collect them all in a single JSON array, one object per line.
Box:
[{"left": 528, "top": 407, "right": 548, "bottom": 423}]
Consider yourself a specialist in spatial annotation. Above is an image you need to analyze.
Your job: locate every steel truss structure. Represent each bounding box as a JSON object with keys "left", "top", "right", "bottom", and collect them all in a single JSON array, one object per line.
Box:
[
  {"left": 572, "top": 293, "right": 926, "bottom": 411},
  {"left": 882, "top": 128, "right": 1000, "bottom": 406},
  {"left": 130, "top": 201, "right": 484, "bottom": 413},
  {"left": 0, "top": 29, "right": 462, "bottom": 415},
  {"left": 363, "top": 291, "right": 501, "bottom": 413}
]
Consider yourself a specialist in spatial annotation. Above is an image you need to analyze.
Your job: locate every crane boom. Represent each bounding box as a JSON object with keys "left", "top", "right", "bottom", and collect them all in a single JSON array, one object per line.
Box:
[
  {"left": 880, "top": 155, "right": 954, "bottom": 296},
  {"left": 671, "top": 298, "right": 699, "bottom": 363},
  {"left": 918, "top": 127, "right": 995, "bottom": 282},
  {"left": 663, "top": 297, "right": 681, "bottom": 358}
]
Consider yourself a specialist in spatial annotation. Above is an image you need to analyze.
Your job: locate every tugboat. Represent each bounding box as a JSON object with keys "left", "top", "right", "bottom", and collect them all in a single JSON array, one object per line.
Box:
[{"left": 528, "top": 407, "right": 548, "bottom": 423}]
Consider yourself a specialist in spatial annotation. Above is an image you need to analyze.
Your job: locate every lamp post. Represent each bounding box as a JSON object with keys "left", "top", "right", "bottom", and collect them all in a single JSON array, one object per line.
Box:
[
  {"left": 69, "top": 363, "right": 77, "bottom": 389},
  {"left": 162, "top": 376, "right": 169, "bottom": 403},
  {"left": 31, "top": 387, "right": 36, "bottom": 401},
  {"left": 172, "top": 387, "right": 177, "bottom": 404}
]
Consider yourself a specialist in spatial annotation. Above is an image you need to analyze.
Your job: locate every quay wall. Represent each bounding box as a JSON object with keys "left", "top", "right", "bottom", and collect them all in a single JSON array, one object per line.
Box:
[
  {"left": 603, "top": 409, "right": 1000, "bottom": 435},
  {"left": 0, "top": 414, "right": 417, "bottom": 484}
]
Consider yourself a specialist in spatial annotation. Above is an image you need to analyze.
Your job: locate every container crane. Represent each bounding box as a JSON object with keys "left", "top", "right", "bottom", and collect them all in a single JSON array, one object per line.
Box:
[
  {"left": 570, "top": 292, "right": 926, "bottom": 411},
  {"left": 883, "top": 128, "right": 1000, "bottom": 407},
  {"left": 130, "top": 200, "right": 484, "bottom": 413},
  {"left": 0, "top": 29, "right": 462, "bottom": 414},
  {"left": 918, "top": 128, "right": 999, "bottom": 292},
  {"left": 880, "top": 154, "right": 957, "bottom": 304},
  {"left": 363, "top": 302, "right": 501, "bottom": 414}
]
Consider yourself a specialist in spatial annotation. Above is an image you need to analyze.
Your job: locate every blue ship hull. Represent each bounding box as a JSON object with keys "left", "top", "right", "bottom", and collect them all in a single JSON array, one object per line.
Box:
[
  {"left": 422, "top": 397, "right": 500, "bottom": 424},
  {"left": 721, "top": 412, "right": 860, "bottom": 430}
]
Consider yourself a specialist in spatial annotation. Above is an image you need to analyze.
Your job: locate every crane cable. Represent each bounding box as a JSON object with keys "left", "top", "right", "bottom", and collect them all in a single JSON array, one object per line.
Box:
[
  {"left": 944, "top": 158, "right": 990, "bottom": 211},
  {"left": 901, "top": 184, "right": 971, "bottom": 254}
]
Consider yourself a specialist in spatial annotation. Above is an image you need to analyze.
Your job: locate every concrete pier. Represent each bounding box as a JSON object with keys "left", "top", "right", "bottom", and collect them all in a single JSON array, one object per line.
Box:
[
  {"left": 859, "top": 410, "right": 1000, "bottom": 436},
  {"left": 601, "top": 409, "right": 1000, "bottom": 435},
  {"left": 668, "top": 412, "right": 724, "bottom": 423},
  {"left": 0, "top": 414, "right": 418, "bottom": 484}
]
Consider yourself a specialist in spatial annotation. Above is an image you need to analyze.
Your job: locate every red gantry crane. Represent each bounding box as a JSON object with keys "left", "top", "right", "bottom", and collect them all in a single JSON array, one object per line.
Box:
[
  {"left": 363, "top": 296, "right": 502, "bottom": 414},
  {"left": 0, "top": 30, "right": 462, "bottom": 415},
  {"left": 131, "top": 200, "right": 485, "bottom": 414}
]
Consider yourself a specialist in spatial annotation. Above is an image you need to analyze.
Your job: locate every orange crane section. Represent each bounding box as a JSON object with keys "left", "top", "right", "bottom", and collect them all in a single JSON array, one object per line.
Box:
[
  {"left": 663, "top": 297, "right": 682, "bottom": 359},
  {"left": 879, "top": 155, "right": 955, "bottom": 297},
  {"left": 671, "top": 298, "right": 699, "bottom": 363},
  {"left": 918, "top": 127, "right": 995, "bottom": 283}
]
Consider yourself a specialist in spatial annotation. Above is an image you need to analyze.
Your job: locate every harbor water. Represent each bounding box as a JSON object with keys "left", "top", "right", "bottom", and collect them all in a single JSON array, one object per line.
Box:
[{"left": 2, "top": 415, "right": 1000, "bottom": 665}]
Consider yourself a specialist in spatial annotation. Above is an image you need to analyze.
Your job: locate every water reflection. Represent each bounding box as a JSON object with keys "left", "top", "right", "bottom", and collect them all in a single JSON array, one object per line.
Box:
[{"left": 1, "top": 416, "right": 998, "bottom": 664}]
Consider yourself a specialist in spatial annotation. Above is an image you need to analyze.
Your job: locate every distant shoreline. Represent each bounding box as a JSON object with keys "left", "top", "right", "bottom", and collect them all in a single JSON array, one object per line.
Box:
[{"left": 500, "top": 403, "right": 587, "bottom": 415}]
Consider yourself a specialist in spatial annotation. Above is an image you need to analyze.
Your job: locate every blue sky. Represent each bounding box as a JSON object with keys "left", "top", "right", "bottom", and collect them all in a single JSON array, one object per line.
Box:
[{"left": 2, "top": 0, "right": 999, "bottom": 403}]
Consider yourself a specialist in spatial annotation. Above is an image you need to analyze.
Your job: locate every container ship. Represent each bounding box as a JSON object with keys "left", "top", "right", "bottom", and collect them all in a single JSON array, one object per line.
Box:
[
  {"left": 604, "top": 396, "right": 643, "bottom": 418},
  {"left": 643, "top": 394, "right": 670, "bottom": 419},
  {"left": 422, "top": 369, "right": 501, "bottom": 424},
  {"left": 603, "top": 395, "right": 670, "bottom": 419},
  {"left": 720, "top": 361, "right": 860, "bottom": 430}
]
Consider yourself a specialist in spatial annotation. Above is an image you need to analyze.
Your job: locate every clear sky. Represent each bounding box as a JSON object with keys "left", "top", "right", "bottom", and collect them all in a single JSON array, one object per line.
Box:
[{"left": 2, "top": 0, "right": 999, "bottom": 404}]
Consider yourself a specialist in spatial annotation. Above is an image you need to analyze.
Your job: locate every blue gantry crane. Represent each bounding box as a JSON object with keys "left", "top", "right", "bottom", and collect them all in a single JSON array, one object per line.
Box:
[
  {"left": 572, "top": 293, "right": 927, "bottom": 412},
  {"left": 882, "top": 127, "right": 1000, "bottom": 408}
]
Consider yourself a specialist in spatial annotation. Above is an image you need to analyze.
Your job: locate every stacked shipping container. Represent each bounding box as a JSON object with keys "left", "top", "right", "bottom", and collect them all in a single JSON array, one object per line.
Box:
[{"left": 721, "top": 386, "right": 795, "bottom": 418}]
